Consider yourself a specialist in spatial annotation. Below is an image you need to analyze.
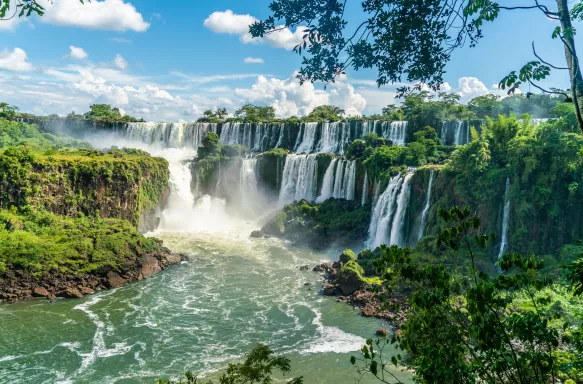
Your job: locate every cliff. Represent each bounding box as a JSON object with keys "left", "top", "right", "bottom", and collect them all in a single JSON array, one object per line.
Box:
[{"left": 0, "top": 147, "right": 169, "bottom": 230}]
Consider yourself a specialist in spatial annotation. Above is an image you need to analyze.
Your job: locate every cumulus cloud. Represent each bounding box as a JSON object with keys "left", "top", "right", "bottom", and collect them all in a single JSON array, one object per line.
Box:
[
  {"left": 235, "top": 72, "right": 366, "bottom": 117},
  {"left": 69, "top": 46, "right": 88, "bottom": 60},
  {"left": 455, "top": 77, "right": 489, "bottom": 101},
  {"left": 204, "top": 10, "right": 305, "bottom": 50},
  {"left": 114, "top": 54, "right": 128, "bottom": 70},
  {"left": 244, "top": 57, "right": 264, "bottom": 64},
  {"left": 110, "top": 37, "right": 132, "bottom": 44},
  {"left": 0, "top": 48, "right": 34, "bottom": 72},
  {"left": 43, "top": 0, "right": 150, "bottom": 32},
  {"left": 204, "top": 10, "right": 255, "bottom": 35}
]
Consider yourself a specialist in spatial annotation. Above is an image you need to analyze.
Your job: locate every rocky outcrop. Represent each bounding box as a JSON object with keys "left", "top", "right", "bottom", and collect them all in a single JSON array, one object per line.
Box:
[{"left": 0, "top": 250, "right": 187, "bottom": 303}]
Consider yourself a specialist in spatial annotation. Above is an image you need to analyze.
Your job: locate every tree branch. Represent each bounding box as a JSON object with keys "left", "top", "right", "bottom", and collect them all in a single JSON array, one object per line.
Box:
[{"left": 532, "top": 42, "right": 569, "bottom": 70}]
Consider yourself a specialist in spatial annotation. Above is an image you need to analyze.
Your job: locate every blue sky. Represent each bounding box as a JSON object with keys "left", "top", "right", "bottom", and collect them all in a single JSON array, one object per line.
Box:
[{"left": 0, "top": 0, "right": 579, "bottom": 121}]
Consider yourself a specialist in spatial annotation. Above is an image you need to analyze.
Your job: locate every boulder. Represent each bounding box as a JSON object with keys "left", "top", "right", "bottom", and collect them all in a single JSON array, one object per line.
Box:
[
  {"left": 163, "top": 253, "right": 182, "bottom": 265},
  {"left": 80, "top": 286, "right": 95, "bottom": 295},
  {"left": 106, "top": 271, "right": 127, "bottom": 288},
  {"left": 32, "top": 287, "right": 51, "bottom": 298},
  {"left": 298, "top": 265, "right": 309, "bottom": 271},
  {"left": 250, "top": 230, "right": 263, "bottom": 238},
  {"left": 362, "top": 304, "right": 377, "bottom": 317},
  {"left": 261, "top": 212, "right": 287, "bottom": 237},
  {"left": 376, "top": 328, "right": 389, "bottom": 336},
  {"left": 336, "top": 261, "right": 365, "bottom": 295},
  {"left": 60, "top": 287, "right": 83, "bottom": 299},
  {"left": 140, "top": 255, "right": 162, "bottom": 278},
  {"left": 322, "top": 284, "right": 336, "bottom": 296},
  {"left": 312, "top": 262, "right": 333, "bottom": 272}
]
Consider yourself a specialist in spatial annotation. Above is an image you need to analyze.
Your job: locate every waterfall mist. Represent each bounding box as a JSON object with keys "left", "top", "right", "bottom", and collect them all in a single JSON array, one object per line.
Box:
[{"left": 498, "top": 178, "right": 511, "bottom": 259}]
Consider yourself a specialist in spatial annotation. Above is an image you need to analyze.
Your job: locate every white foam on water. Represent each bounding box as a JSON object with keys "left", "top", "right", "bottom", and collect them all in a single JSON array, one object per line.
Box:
[{"left": 300, "top": 309, "right": 365, "bottom": 355}]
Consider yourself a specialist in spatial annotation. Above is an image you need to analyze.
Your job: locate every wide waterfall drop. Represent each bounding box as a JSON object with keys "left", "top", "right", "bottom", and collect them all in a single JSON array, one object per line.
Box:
[
  {"left": 279, "top": 154, "right": 319, "bottom": 204},
  {"left": 316, "top": 159, "right": 356, "bottom": 202},
  {"left": 416, "top": 170, "right": 435, "bottom": 242},
  {"left": 381, "top": 121, "right": 408, "bottom": 145},
  {"left": 361, "top": 172, "right": 369, "bottom": 206},
  {"left": 319, "top": 122, "right": 352, "bottom": 154},
  {"left": 367, "top": 174, "right": 413, "bottom": 249},
  {"left": 498, "top": 177, "right": 511, "bottom": 259},
  {"left": 125, "top": 122, "right": 217, "bottom": 149},
  {"left": 295, "top": 122, "right": 319, "bottom": 153}
]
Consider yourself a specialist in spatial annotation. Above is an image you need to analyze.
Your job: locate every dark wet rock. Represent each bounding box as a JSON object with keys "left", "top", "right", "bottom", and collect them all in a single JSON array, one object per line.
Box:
[
  {"left": 106, "top": 272, "right": 127, "bottom": 288},
  {"left": 298, "top": 265, "right": 309, "bottom": 271},
  {"left": 322, "top": 284, "right": 336, "bottom": 296},
  {"left": 312, "top": 262, "right": 333, "bottom": 273},
  {"left": 304, "top": 282, "right": 311, "bottom": 286},
  {"left": 250, "top": 230, "right": 263, "bottom": 238},
  {"left": 376, "top": 328, "right": 389, "bottom": 336},
  {"left": 140, "top": 254, "right": 162, "bottom": 278}
]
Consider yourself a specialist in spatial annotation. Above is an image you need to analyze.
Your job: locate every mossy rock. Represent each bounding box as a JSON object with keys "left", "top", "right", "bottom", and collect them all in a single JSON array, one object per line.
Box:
[
  {"left": 339, "top": 249, "right": 357, "bottom": 265},
  {"left": 336, "top": 260, "right": 365, "bottom": 295},
  {"left": 261, "top": 212, "right": 287, "bottom": 237}
]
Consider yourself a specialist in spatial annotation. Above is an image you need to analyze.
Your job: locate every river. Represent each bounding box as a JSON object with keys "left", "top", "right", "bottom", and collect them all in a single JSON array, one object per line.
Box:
[{"left": 0, "top": 194, "right": 411, "bottom": 383}]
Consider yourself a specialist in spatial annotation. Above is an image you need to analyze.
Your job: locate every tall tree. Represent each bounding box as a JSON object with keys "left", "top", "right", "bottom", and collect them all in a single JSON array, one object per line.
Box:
[{"left": 250, "top": 0, "right": 583, "bottom": 134}]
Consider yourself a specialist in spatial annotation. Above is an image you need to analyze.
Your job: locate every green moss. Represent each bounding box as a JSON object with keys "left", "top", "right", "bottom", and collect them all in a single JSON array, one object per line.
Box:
[
  {"left": 339, "top": 249, "right": 357, "bottom": 264},
  {"left": 0, "top": 146, "right": 169, "bottom": 226},
  {"left": 0, "top": 207, "right": 164, "bottom": 278}
]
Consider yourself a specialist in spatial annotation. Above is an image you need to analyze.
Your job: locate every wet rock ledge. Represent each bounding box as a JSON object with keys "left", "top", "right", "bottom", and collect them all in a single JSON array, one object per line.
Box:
[
  {"left": 0, "top": 250, "right": 187, "bottom": 303},
  {"left": 309, "top": 261, "right": 409, "bottom": 327}
]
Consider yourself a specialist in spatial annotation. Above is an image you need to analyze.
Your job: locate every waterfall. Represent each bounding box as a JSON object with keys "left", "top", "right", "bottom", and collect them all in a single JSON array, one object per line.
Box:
[
  {"left": 361, "top": 172, "right": 368, "bottom": 206},
  {"left": 381, "top": 121, "right": 408, "bottom": 145},
  {"left": 498, "top": 178, "right": 511, "bottom": 259},
  {"left": 279, "top": 154, "right": 319, "bottom": 204},
  {"left": 440, "top": 121, "right": 472, "bottom": 146},
  {"left": 416, "top": 170, "right": 435, "bottom": 242},
  {"left": 317, "top": 159, "right": 338, "bottom": 202},
  {"left": 295, "top": 123, "right": 319, "bottom": 153},
  {"left": 316, "top": 159, "right": 356, "bottom": 202},
  {"left": 367, "top": 173, "right": 413, "bottom": 249},
  {"left": 125, "top": 122, "right": 218, "bottom": 149}
]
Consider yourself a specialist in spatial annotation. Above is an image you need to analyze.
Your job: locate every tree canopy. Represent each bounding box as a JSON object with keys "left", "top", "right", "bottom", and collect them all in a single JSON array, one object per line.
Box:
[{"left": 250, "top": 0, "right": 583, "bottom": 133}]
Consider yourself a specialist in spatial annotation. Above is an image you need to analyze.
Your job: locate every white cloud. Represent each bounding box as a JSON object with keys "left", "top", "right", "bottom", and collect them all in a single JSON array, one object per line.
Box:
[
  {"left": 244, "top": 57, "right": 264, "bottom": 64},
  {"left": 234, "top": 72, "right": 366, "bottom": 117},
  {"left": 114, "top": 54, "right": 128, "bottom": 70},
  {"left": 455, "top": 77, "right": 489, "bottom": 102},
  {"left": 170, "top": 71, "right": 267, "bottom": 85},
  {"left": 69, "top": 46, "right": 88, "bottom": 60},
  {"left": 203, "top": 10, "right": 255, "bottom": 34},
  {"left": 204, "top": 10, "right": 305, "bottom": 50},
  {"left": 43, "top": 0, "right": 150, "bottom": 32},
  {"left": 0, "top": 48, "right": 34, "bottom": 72},
  {"left": 0, "top": 15, "right": 25, "bottom": 31}
]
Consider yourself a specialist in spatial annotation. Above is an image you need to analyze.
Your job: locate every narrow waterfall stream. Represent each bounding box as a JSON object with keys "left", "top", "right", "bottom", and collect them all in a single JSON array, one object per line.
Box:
[
  {"left": 498, "top": 178, "right": 511, "bottom": 259},
  {"left": 416, "top": 171, "right": 435, "bottom": 242},
  {"left": 367, "top": 174, "right": 413, "bottom": 249},
  {"left": 279, "top": 154, "right": 319, "bottom": 203}
]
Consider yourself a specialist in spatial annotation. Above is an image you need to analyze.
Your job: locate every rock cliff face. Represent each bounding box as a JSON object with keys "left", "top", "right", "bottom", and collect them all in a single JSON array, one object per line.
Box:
[{"left": 0, "top": 149, "right": 169, "bottom": 230}]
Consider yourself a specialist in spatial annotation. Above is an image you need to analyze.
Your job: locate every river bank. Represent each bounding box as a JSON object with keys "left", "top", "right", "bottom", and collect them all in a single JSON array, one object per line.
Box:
[{"left": 0, "top": 250, "right": 187, "bottom": 303}]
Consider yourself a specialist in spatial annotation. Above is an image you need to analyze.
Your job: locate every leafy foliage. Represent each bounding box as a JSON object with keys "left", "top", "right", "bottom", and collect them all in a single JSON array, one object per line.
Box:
[
  {"left": 0, "top": 206, "right": 162, "bottom": 277},
  {"left": 84, "top": 104, "right": 142, "bottom": 123},
  {"left": 157, "top": 344, "right": 303, "bottom": 384},
  {"left": 351, "top": 206, "right": 583, "bottom": 384}
]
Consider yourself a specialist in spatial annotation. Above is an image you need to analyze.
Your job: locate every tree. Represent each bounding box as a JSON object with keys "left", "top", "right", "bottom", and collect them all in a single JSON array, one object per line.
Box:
[
  {"left": 234, "top": 104, "right": 276, "bottom": 123},
  {"left": 157, "top": 344, "right": 303, "bottom": 384},
  {"left": 351, "top": 207, "right": 583, "bottom": 384},
  {"left": 304, "top": 105, "right": 344, "bottom": 121},
  {"left": 1, "top": 0, "right": 83, "bottom": 20},
  {"left": 215, "top": 107, "right": 228, "bottom": 119},
  {"left": 250, "top": 0, "right": 583, "bottom": 134},
  {"left": 468, "top": 95, "right": 502, "bottom": 118},
  {"left": 0, "top": 102, "right": 18, "bottom": 118},
  {"left": 381, "top": 105, "right": 405, "bottom": 121}
]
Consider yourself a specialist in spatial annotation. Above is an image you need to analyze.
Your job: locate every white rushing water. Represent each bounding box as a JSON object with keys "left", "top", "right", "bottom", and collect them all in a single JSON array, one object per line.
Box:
[
  {"left": 316, "top": 159, "right": 356, "bottom": 203},
  {"left": 381, "top": 121, "right": 408, "bottom": 146},
  {"left": 279, "top": 154, "right": 319, "bottom": 204},
  {"left": 367, "top": 174, "right": 413, "bottom": 249},
  {"left": 416, "top": 170, "right": 435, "bottom": 242},
  {"left": 125, "top": 122, "right": 218, "bottom": 149},
  {"left": 440, "top": 120, "right": 470, "bottom": 146},
  {"left": 498, "top": 177, "right": 511, "bottom": 259},
  {"left": 361, "top": 172, "right": 368, "bottom": 206}
]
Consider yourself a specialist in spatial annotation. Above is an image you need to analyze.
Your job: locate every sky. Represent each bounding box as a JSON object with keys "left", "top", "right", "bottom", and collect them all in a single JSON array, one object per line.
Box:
[{"left": 0, "top": 0, "right": 580, "bottom": 121}]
